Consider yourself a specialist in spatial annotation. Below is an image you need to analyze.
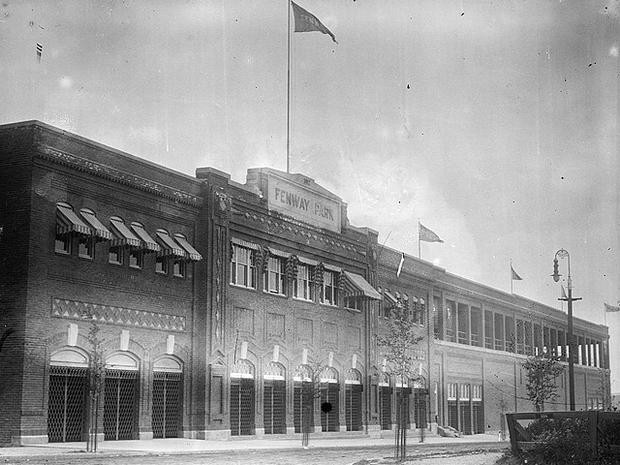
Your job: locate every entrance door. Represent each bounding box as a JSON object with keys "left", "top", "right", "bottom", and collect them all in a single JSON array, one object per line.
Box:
[
  {"left": 345, "top": 383, "right": 363, "bottom": 431},
  {"left": 103, "top": 369, "right": 138, "bottom": 440},
  {"left": 263, "top": 380, "right": 286, "bottom": 434},
  {"left": 293, "top": 381, "right": 314, "bottom": 433},
  {"left": 152, "top": 371, "right": 182, "bottom": 438},
  {"left": 230, "top": 378, "right": 255, "bottom": 435},
  {"left": 320, "top": 383, "right": 339, "bottom": 432},
  {"left": 413, "top": 389, "right": 428, "bottom": 428},
  {"left": 472, "top": 401, "right": 484, "bottom": 433},
  {"left": 379, "top": 385, "right": 392, "bottom": 430},
  {"left": 48, "top": 366, "right": 88, "bottom": 442}
]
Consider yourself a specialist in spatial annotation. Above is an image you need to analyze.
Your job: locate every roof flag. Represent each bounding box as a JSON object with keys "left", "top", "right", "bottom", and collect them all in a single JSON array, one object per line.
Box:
[
  {"left": 291, "top": 1, "right": 337, "bottom": 43},
  {"left": 604, "top": 302, "right": 620, "bottom": 313},
  {"left": 511, "top": 265, "right": 523, "bottom": 281},
  {"left": 419, "top": 222, "right": 443, "bottom": 243}
]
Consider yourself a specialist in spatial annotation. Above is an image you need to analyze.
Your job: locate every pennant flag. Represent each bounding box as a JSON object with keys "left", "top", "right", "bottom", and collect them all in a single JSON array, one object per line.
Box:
[
  {"left": 396, "top": 252, "right": 405, "bottom": 277},
  {"left": 510, "top": 265, "right": 523, "bottom": 281},
  {"left": 36, "top": 42, "right": 43, "bottom": 63},
  {"left": 561, "top": 285, "right": 568, "bottom": 300},
  {"left": 291, "top": 1, "right": 337, "bottom": 43},
  {"left": 419, "top": 222, "right": 443, "bottom": 243},
  {"left": 604, "top": 302, "right": 620, "bottom": 313}
]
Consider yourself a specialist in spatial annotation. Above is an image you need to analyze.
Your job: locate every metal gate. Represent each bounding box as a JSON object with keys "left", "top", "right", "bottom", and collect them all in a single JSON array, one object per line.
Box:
[
  {"left": 413, "top": 389, "right": 428, "bottom": 428},
  {"left": 103, "top": 369, "right": 138, "bottom": 440},
  {"left": 395, "top": 387, "right": 411, "bottom": 429},
  {"left": 48, "top": 366, "right": 88, "bottom": 442},
  {"left": 459, "top": 401, "right": 472, "bottom": 434},
  {"left": 472, "top": 402, "right": 484, "bottom": 433},
  {"left": 293, "top": 381, "right": 314, "bottom": 433},
  {"left": 447, "top": 401, "right": 458, "bottom": 429},
  {"left": 263, "top": 380, "right": 286, "bottom": 434},
  {"left": 320, "top": 383, "right": 339, "bottom": 432},
  {"left": 379, "top": 386, "right": 392, "bottom": 430},
  {"left": 230, "top": 378, "right": 255, "bottom": 436},
  {"left": 152, "top": 371, "right": 182, "bottom": 438},
  {"left": 345, "top": 384, "right": 363, "bottom": 431}
]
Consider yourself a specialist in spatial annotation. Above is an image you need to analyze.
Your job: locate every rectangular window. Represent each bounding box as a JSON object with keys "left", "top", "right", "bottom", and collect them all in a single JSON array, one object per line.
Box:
[
  {"left": 129, "top": 249, "right": 143, "bottom": 269},
  {"left": 264, "top": 256, "right": 285, "bottom": 295},
  {"left": 294, "top": 264, "right": 313, "bottom": 300},
  {"left": 505, "top": 316, "right": 515, "bottom": 352},
  {"left": 108, "top": 245, "right": 123, "bottom": 265},
  {"left": 230, "top": 245, "right": 256, "bottom": 288},
  {"left": 321, "top": 271, "right": 338, "bottom": 306},
  {"left": 433, "top": 296, "right": 443, "bottom": 340},
  {"left": 156, "top": 255, "right": 168, "bottom": 274},
  {"left": 78, "top": 235, "right": 93, "bottom": 259},
  {"left": 173, "top": 259, "right": 186, "bottom": 278},
  {"left": 55, "top": 233, "right": 71, "bottom": 254},
  {"left": 446, "top": 300, "right": 457, "bottom": 342}
]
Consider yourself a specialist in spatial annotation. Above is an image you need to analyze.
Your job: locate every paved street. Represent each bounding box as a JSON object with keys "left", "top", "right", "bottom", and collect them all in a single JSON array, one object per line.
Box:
[{"left": 0, "top": 441, "right": 507, "bottom": 465}]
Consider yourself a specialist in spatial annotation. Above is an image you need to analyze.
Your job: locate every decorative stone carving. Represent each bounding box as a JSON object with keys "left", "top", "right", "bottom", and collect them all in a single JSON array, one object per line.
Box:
[{"left": 51, "top": 298, "right": 186, "bottom": 331}]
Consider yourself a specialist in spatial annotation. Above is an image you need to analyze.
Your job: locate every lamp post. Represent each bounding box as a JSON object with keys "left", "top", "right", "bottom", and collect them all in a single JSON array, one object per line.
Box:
[{"left": 551, "top": 249, "right": 581, "bottom": 411}]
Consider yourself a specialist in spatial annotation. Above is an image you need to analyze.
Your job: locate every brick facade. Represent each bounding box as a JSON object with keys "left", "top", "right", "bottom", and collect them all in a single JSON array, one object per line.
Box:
[{"left": 0, "top": 121, "right": 611, "bottom": 445}]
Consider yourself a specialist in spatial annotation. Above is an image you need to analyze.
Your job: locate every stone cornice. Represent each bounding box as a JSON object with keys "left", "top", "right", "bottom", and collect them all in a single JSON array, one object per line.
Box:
[{"left": 36, "top": 145, "right": 202, "bottom": 207}]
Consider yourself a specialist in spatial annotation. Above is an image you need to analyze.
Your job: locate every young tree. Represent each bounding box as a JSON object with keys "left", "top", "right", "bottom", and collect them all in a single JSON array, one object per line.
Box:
[
  {"left": 377, "top": 303, "right": 424, "bottom": 461},
  {"left": 522, "top": 354, "right": 564, "bottom": 412},
  {"left": 300, "top": 357, "right": 327, "bottom": 449},
  {"left": 86, "top": 322, "right": 105, "bottom": 452}
]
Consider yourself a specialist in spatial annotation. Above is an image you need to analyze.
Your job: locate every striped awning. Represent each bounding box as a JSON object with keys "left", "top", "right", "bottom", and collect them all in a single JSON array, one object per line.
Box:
[
  {"left": 80, "top": 210, "right": 112, "bottom": 240},
  {"left": 231, "top": 237, "right": 259, "bottom": 250},
  {"left": 131, "top": 223, "right": 161, "bottom": 252},
  {"left": 109, "top": 217, "right": 141, "bottom": 247},
  {"left": 343, "top": 271, "right": 382, "bottom": 300},
  {"left": 174, "top": 234, "right": 202, "bottom": 261},
  {"left": 383, "top": 290, "right": 398, "bottom": 304},
  {"left": 56, "top": 204, "right": 90, "bottom": 236},
  {"left": 156, "top": 231, "right": 186, "bottom": 258}
]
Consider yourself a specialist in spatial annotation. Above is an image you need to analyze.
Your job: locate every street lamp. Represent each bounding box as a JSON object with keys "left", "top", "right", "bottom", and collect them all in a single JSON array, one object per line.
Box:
[{"left": 551, "top": 249, "right": 581, "bottom": 411}]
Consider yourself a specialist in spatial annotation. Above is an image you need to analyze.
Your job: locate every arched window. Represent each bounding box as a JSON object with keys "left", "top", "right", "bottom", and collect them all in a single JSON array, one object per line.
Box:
[
  {"left": 263, "top": 362, "right": 286, "bottom": 434},
  {"left": 152, "top": 356, "right": 183, "bottom": 438}
]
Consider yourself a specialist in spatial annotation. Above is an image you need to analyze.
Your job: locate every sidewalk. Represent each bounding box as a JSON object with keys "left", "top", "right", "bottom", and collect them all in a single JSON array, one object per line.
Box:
[{"left": 0, "top": 433, "right": 507, "bottom": 458}]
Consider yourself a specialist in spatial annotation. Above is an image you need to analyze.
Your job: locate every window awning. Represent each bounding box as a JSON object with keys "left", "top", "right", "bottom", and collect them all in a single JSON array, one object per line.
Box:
[
  {"left": 174, "top": 234, "right": 202, "bottom": 261},
  {"left": 155, "top": 231, "right": 186, "bottom": 258},
  {"left": 343, "top": 271, "right": 382, "bottom": 300},
  {"left": 231, "top": 237, "right": 259, "bottom": 250},
  {"left": 297, "top": 255, "right": 319, "bottom": 267},
  {"left": 56, "top": 204, "right": 91, "bottom": 236},
  {"left": 80, "top": 210, "right": 113, "bottom": 240},
  {"left": 383, "top": 290, "right": 398, "bottom": 305},
  {"left": 268, "top": 247, "right": 291, "bottom": 259},
  {"left": 109, "top": 217, "right": 141, "bottom": 247},
  {"left": 131, "top": 223, "right": 161, "bottom": 252}
]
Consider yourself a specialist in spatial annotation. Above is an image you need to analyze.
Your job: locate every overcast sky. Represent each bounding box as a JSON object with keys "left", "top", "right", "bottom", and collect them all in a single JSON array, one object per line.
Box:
[{"left": 1, "top": 0, "right": 618, "bottom": 390}]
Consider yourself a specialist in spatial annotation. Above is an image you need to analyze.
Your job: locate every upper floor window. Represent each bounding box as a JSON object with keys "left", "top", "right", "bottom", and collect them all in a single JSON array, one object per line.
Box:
[
  {"left": 156, "top": 255, "right": 168, "bottom": 274},
  {"left": 55, "top": 231, "right": 71, "bottom": 254},
  {"left": 78, "top": 235, "right": 94, "bottom": 259},
  {"left": 173, "top": 259, "right": 186, "bottom": 278},
  {"left": 231, "top": 244, "right": 256, "bottom": 288},
  {"left": 294, "top": 264, "right": 313, "bottom": 301},
  {"left": 321, "top": 271, "right": 338, "bottom": 306},
  {"left": 264, "top": 256, "right": 285, "bottom": 295},
  {"left": 129, "top": 249, "right": 143, "bottom": 269}
]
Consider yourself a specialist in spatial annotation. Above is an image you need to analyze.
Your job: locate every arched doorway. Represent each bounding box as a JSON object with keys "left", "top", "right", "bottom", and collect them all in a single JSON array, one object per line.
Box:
[
  {"left": 152, "top": 356, "right": 183, "bottom": 438},
  {"left": 230, "top": 359, "right": 255, "bottom": 436},
  {"left": 345, "top": 369, "right": 363, "bottom": 431},
  {"left": 319, "top": 367, "right": 339, "bottom": 432},
  {"left": 48, "top": 348, "right": 89, "bottom": 442},
  {"left": 263, "top": 362, "right": 286, "bottom": 434},
  {"left": 379, "top": 372, "right": 392, "bottom": 430},
  {"left": 104, "top": 353, "right": 139, "bottom": 440}
]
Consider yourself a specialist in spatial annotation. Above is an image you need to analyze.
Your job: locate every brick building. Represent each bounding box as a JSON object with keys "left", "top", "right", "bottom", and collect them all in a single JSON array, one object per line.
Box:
[{"left": 0, "top": 121, "right": 611, "bottom": 445}]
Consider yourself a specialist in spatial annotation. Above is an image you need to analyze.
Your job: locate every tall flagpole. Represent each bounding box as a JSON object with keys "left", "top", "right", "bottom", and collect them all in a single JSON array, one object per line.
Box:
[
  {"left": 510, "top": 259, "right": 513, "bottom": 294},
  {"left": 286, "top": 0, "right": 291, "bottom": 173}
]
